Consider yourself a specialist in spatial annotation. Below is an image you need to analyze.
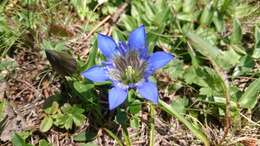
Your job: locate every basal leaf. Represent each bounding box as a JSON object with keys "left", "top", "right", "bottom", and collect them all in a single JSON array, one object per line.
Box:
[
  {"left": 213, "top": 12, "right": 225, "bottom": 33},
  {"left": 186, "top": 32, "right": 220, "bottom": 61},
  {"left": 183, "top": 0, "right": 196, "bottom": 13},
  {"left": 73, "top": 81, "right": 94, "bottom": 94},
  {"left": 200, "top": 2, "right": 214, "bottom": 26},
  {"left": 239, "top": 78, "right": 260, "bottom": 109},
  {"left": 171, "top": 96, "right": 188, "bottom": 114},
  {"left": 73, "top": 130, "right": 97, "bottom": 142},
  {"left": 39, "top": 139, "right": 52, "bottom": 146},
  {"left": 40, "top": 116, "right": 53, "bottom": 132},
  {"left": 11, "top": 133, "right": 33, "bottom": 146},
  {"left": 230, "top": 18, "right": 242, "bottom": 44},
  {"left": 64, "top": 116, "right": 73, "bottom": 130},
  {"left": 216, "top": 47, "right": 241, "bottom": 70},
  {"left": 252, "top": 24, "right": 260, "bottom": 58},
  {"left": 130, "top": 115, "right": 140, "bottom": 129}
]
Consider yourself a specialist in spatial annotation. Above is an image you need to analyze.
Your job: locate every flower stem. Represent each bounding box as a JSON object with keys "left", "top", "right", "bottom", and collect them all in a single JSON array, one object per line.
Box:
[
  {"left": 103, "top": 128, "right": 123, "bottom": 146},
  {"left": 158, "top": 99, "right": 210, "bottom": 146},
  {"left": 122, "top": 126, "right": 131, "bottom": 146},
  {"left": 149, "top": 104, "right": 156, "bottom": 146}
]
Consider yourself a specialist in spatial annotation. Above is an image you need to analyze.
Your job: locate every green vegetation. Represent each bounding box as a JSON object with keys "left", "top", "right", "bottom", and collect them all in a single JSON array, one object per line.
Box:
[{"left": 0, "top": 0, "right": 260, "bottom": 145}]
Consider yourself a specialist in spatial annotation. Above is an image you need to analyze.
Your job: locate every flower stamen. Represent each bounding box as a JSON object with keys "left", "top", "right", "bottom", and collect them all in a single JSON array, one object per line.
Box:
[{"left": 109, "top": 51, "right": 147, "bottom": 85}]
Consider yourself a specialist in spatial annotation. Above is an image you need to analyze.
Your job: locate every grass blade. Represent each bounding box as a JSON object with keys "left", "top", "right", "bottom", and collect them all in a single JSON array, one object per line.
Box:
[
  {"left": 102, "top": 128, "right": 124, "bottom": 146},
  {"left": 158, "top": 99, "right": 210, "bottom": 146}
]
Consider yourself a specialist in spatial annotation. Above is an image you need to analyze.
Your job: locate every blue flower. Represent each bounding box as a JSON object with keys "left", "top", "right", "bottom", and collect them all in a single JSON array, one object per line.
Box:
[{"left": 82, "top": 25, "right": 173, "bottom": 110}]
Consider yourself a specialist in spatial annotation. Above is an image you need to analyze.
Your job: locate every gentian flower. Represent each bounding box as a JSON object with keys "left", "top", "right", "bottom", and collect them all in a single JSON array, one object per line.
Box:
[{"left": 82, "top": 25, "right": 173, "bottom": 110}]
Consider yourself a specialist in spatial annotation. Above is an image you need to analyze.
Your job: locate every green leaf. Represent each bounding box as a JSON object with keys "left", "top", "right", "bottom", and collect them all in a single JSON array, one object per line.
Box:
[
  {"left": 130, "top": 115, "right": 140, "bottom": 129},
  {"left": 177, "top": 13, "right": 197, "bottom": 22},
  {"left": 73, "top": 81, "right": 94, "bottom": 94},
  {"left": 128, "top": 102, "right": 141, "bottom": 115},
  {"left": 128, "top": 91, "right": 141, "bottom": 114},
  {"left": 186, "top": 31, "right": 240, "bottom": 70},
  {"left": 130, "top": 3, "right": 142, "bottom": 24},
  {"left": 220, "top": 0, "right": 232, "bottom": 14},
  {"left": 120, "top": 15, "right": 137, "bottom": 31},
  {"left": 112, "top": 27, "right": 126, "bottom": 41},
  {"left": 40, "top": 116, "right": 53, "bottom": 132},
  {"left": 184, "top": 66, "right": 224, "bottom": 97},
  {"left": 143, "top": 1, "right": 155, "bottom": 21},
  {"left": 252, "top": 24, "right": 260, "bottom": 58},
  {"left": 232, "top": 55, "right": 255, "bottom": 77},
  {"left": 234, "top": 3, "right": 258, "bottom": 19},
  {"left": 213, "top": 97, "right": 238, "bottom": 110},
  {"left": 171, "top": 97, "right": 189, "bottom": 114},
  {"left": 183, "top": 0, "right": 196, "bottom": 13},
  {"left": 230, "top": 18, "right": 242, "bottom": 44},
  {"left": 72, "top": 112, "right": 86, "bottom": 127},
  {"left": 73, "top": 130, "right": 97, "bottom": 142},
  {"left": 11, "top": 133, "right": 33, "bottom": 146},
  {"left": 64, "top": 117, "right": 73, "bottom": 130},
  {"left": 196, "top": 27, "right": 218, "bottom": 45},
  {"left": 39, "top": 139, "right": 52, "bottom": 146},
  {"left": 239, "top": 78, "right": 260, "bottom": 109},
  {"left": 239, "top": 55, "right": 255, "bottom": 68},
  {"left": 85, "top": 39, "right": 98, "bottom": 70},
  {"left": 44, "top": 101, "right": 59, "bottom": 115},
  {"left": 164, "top": 59, "right": 185, "bottom": 79},
  {"left": 16, "top": 131, "right": 32, "bottom": 141},
  {"left": 0, "top": 99, "right": 7, "bottom": 121},
  {"left": 216, "top": 48, "right": 241, "bottom": 70},
  {"left": 186, "top": 32, "right": 220, "bottom": 61},
  {"left": 152, "top": 7, "right": 170, "bottom": 28},
  {"left": 172, "top": 0, "right": 182, "bottom": 12},
  {"left": 57, "top": 104, "right": 86, "bottom": 129},
  {"left": 72, "top": 81, "right": 96, "bottom": 106},
  {"left": 230, "top": 45, "right": 246, "bottom": 55},
  {"left": 184, "top": 66, "right": 204, "bottom": 85},
  {"left": 200, "top": 3, "right": 214, "bottom": 26},
  {"left": 115, "top": 109, "right": 128, "bottom": 126},
  {"left": 213, "top": 12, "right": 225, "bottom": 33}
]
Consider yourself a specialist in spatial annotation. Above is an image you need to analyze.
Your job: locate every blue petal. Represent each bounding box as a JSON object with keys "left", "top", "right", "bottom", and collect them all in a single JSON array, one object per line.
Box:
[
  {"left": 137, "top": 81, "right": 158, "bottom": 104},
  {"left": 81, "top": 65, "right": 109, "bottom": 82},
  {"left": 109, "top": 87, "right": 128, "bottom": 110},
  {"left": 118, "top": 42, "right": 128, "bottom": 55},
  {"left": 148, "top": 51, "right": 173, "bottom": 71},
  {"left": 98, "top": 33, "right": 117, "bottom": 58},
  {"left": 128, "top": 25, "right": 146, "bottom": 50}
]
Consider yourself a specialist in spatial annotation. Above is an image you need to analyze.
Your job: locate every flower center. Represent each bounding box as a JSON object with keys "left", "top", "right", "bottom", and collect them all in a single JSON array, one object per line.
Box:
[{"left": 108, "top": 51, "right": 146, "bottom": 85}]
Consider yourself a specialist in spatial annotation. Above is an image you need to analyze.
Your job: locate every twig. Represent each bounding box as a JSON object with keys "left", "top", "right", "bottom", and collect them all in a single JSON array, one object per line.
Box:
[
  {"left": 240, "top": 113, "right": 260, "bottom": 127},
  {"left": 86, "top": 15, "right": 111, "bottom": 39},
  {"left": 229, "top": 137, "right": 257, "bottom": 145},
  {"left": 86, "top": 2, "right": 128, "bottom": 38},
  {"left": 16, "top": 79, "right": 42, "bottom": 97},
  {"left": 111, "top": 2, "right": 128, "bottom": 23}
]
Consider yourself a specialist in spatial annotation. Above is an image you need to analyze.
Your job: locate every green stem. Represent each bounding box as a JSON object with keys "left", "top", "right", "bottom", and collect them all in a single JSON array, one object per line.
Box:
[
  {"left": 212, "top": 63, "right": 232, "bottom": 144},
  {"left": 103, "top": 128, "right": 123, "bottom": 146},
  {"left": 149, "top": 104, "right": 156, "bottom": 146},
  {"left": 122, "top": 126, "right": 131, "bottom": 146},
  {"left": 158, "top": 99, "right": 210, "bottom": 146}
]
